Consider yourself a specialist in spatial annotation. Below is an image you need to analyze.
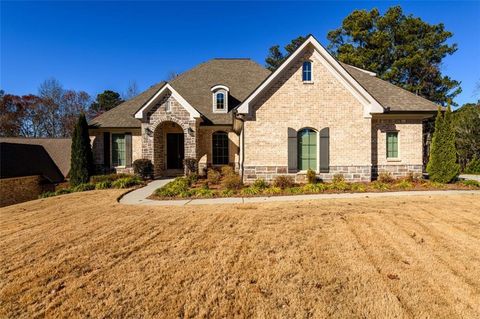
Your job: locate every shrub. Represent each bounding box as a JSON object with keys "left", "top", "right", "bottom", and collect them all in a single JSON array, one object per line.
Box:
[
  {"left": 193, "top": 188, "right": 214, "bottom": 198},
  {"left": 464, "top": 155, "right": 480, "bottom": 174},
  {"left": 39, "top": 191, "right": 56, "bottom": 198},
  {"left": 70, "top": 114, "right": 94, "bottom": 186},
  {"left": 186, "top": 173, "right": 198, "bottom": 186},
  {"left": 302, "top": 183, "right": 321, "bottom": 193},
  {"left": 252, "top": 178, "right": 268, "bottom": 190},
  {"left": 330, "top": 180, "right": 350, "bottom": 192},
  {"left": 155, "top": 177, "right": 190, "bottom": 197},
  {"left": 183, "top": 158, "right": 198, "bottom": 175},
  {"left": 95, "top": 181, "right": 112, "bottom": 190},
  {"left": 395, "top": 180, "right": 413, "bottom": 190},
  {"left": 222, "top": 174, "right": 243, "bottom": 190},
  {"left": 405, "top": 172, "right": 422, "bottom": 183},
  {"left": 133, "top": 159, "right": 154, "bottom": 179},
  {"left": 73, "top": 183, "right": 95, "bottom": 192},
  {"left": 263, "top": 187, "right": 282, "bottom": 195},
  {"left": 273, "top": 175, "right": 294, "bottom": 189},
  {"left": 350, "top": 183, "right": 366, "bottom": 192},
  {"left": 427, "top": 106, "right": 459, "bottom": 183},
  {"left": 241, "top": 186, "right": 261, "bottom": 196},
  {"left": 285, "top": 187, "right": 302, "bottom": 194},
  {"left": 111, "top": 176, "right": 142, "bottom": 189},
  {"left": 332, "top": 174, "right": 345, "bottom": 183},
  {"left": 378, "top": 172, "right": 395, "bottom": 183},
  {"left": 220, "top": 189, "right": 235, "bottom": 197},
  {"left": 220, "top": 165, "right": 235, "bottom": 177},
  {"left": 55, "top": 188, "right": 73, "bottom": 196},
  {"left": 306, "top": 169, "right": 317, "bottom": 184},
  {"left": 207, "top": 169, "right": 221, "bottom": 185},
  {"left": 90, "top": 173, "right": 130, "bottom": 184},
  {"left": 371, "top": 181, "right": 389, "bottom": 191}
]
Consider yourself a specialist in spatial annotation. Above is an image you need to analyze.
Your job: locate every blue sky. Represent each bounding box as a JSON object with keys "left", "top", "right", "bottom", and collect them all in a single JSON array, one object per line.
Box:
[{"left": 1, "top": 1, "right": 479, "bottom": 106}]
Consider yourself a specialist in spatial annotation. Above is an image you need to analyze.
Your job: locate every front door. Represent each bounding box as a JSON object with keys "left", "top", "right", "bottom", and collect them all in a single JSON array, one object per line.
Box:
[{"left": 166, "top": 133, "right": 184, "bottom": 169}]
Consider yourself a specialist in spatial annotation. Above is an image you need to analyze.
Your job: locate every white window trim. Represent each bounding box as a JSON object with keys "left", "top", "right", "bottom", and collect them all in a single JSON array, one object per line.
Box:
[
  {"left": 302, "top": 60, "right": 314, "bottom": 84},
  {"left": 211, "top": 87, "right": 228, "bottom": 113},
  {"left": 386, "top": 130, "right": 401, "bottom": 162}
]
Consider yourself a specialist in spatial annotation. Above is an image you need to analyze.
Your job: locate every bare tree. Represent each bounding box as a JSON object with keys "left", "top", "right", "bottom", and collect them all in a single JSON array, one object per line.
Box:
[
  {"left": 38, "top": 78, "right": 64, "bottom": 137},
  {"left": 166, "top": 71, "right": 178, "bottom": 81},
  {"left": 124, "top": 81, "right": 139, "bottom": 100}
]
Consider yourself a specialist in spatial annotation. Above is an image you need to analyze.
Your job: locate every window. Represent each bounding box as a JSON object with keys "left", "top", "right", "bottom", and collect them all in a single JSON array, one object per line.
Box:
[
  {"left": 212, "top": 131, "right": 229, "bottom": 165},
  {"left": 302, "top": 61, "right": 312, "bottom": 82},
  {"left": 215, "top": 92, "right": 225, "bottom": 111},
  {"left": 112, "top": 134, "right": 126, "bottom": 167},
  {"left": 298, "top": 128, "right": 317, "bottom": 170},
  {"left": 165, "top": 99, "right": 171, "bottom": 112},
  {"left": 386, "top": 132, "right": 399, "bottom": 158}
]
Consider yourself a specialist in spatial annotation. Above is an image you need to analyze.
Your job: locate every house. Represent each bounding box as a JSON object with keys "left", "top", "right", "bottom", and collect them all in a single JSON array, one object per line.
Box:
[
  {"left": 89, "top": 35, "right": 438, "bottom": 182},
  {"left": 0, "top": 138, "right": 71, "bottom": 206}
]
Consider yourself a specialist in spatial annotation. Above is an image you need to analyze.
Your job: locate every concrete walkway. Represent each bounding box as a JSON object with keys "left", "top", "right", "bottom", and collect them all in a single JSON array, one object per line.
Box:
[
  {"left": 459, "top": 174, "right": 480, "bottom": 182},
  {"left": 119, "top": 180, "right": 480, "bottom": 206}
]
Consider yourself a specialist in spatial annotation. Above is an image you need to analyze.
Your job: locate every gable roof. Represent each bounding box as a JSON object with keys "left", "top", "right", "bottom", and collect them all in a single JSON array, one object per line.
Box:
[
  {"left": 89, "top": 82, "right": 165, "bottom": 128},
  {"left": 340, "top": 63, "right": 439, "bottom": 112},
  {"left": 0, "top": 137, "right": 71, "bottom": 178},
  {"left": 91, "top": 59, "right": 270, "bottom": 128}
]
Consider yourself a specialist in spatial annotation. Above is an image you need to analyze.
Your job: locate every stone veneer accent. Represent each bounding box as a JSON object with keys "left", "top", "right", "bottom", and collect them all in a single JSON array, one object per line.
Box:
[
  {"left": 141, "top": 94, "right": 198, "bottom": 177},
  {"left": 373, "top": 165, "right": 423, "bottom": 179}
]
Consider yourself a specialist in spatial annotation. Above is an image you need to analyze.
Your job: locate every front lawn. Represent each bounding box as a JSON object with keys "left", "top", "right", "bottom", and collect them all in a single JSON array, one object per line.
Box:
[{"left": 150, "top": 167, "right": 480, "bottom": 200}]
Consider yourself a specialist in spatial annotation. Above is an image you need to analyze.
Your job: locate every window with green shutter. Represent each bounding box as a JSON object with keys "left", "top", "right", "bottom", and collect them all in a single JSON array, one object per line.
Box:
[
  {"left": 112, "top": 134, "right": 126, "bottom": 167},
  {"left": 386, "top": 132, "right": 398, "bottom": 158},
  {"left": 297, "top": 128, "right": 317, "bottom": 170}
]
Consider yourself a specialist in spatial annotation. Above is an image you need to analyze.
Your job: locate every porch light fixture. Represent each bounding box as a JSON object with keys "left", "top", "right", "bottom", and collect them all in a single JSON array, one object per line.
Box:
[
  {"left": 144, "top": 127, "right": 153, "bottom": 136},
  {"left": 187, "top": 127, "right": 194, "bottom": 136}
]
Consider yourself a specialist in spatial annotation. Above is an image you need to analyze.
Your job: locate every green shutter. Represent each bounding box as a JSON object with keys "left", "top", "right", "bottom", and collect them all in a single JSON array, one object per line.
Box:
[
  {"left": 125, "top": 133, "right": 132, "bottom": 167},
  {"left": 112, "top": 134, "right": 126, "bottom": 166},
  {"left": 386, "top": 132, "right": 398, "bottom": 158},
  {"left": 288, "top": 128, "right": 297, "bottom": 172},
  {"left": 319, "top": 127, "right": 329, "bottom": 172}
]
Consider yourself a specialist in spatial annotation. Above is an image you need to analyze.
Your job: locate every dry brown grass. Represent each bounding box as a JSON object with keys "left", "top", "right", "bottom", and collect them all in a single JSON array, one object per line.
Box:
[{"left": 1, "top": 190, "right": 479, "bottom": 318}]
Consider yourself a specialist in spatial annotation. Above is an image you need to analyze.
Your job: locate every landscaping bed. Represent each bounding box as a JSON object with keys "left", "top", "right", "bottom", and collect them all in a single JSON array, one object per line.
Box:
[{"left": 149, "top": 167, "right": 480, "bottom": 200}]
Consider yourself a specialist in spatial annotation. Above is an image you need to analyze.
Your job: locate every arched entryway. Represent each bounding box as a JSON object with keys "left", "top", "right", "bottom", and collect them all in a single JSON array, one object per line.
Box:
[{"left": 153, "top": 121, "right": 185, "bottom": 176}]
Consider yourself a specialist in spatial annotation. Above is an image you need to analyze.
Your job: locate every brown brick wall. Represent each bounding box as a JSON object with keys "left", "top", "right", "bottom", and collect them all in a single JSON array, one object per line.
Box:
[{"left": 0, "top": 176, "right": 54, "bottom": 207}]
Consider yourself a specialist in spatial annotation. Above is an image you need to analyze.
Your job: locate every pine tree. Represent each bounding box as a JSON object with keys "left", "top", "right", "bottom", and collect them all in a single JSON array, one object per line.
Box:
[
  {"left": 70, "top": 113, "right": 94, "bottom": 186},
  {"left": 427, "top": 106, "right": 459, "bottom": 183}
]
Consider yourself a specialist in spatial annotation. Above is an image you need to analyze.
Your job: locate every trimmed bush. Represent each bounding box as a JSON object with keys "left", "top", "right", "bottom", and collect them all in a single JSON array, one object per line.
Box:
[
  {"left": 464, "top": 155, "right": 480, "bottom": 174},
  {"left": 273, "top": 175, "right": 294, "bottom": 189},
  {"left": 70, "top": 114, "right": 94, "bottom": 186},
  {"left": 95, "top": 181, "right": 112, "bottom": 190},
  {"left": 252, "top": 178, "right": 268, "bottom": 190},
  {"left": 222, "top": 174, "right": 243, "bottom": 190},
  {"left": 207, "top": 169, "right": 221, "bottom": 185},
  {"left": 306, "top": 169, "right": 316, "bottom": 184},
  {"left": 183, "top": 158, "right": 198, "bottom": 175},
  {"left": 111, "top": 176, "right": 142, "bottom": 189},
  {"left": 133, "top": 159, "right": 154, "bottom": 179},
  {"left": 378, "top": 172, "right": 394, "bottom": 183},
  {"left": 73, "top": 183, "right": 95, "bottom": 192}
]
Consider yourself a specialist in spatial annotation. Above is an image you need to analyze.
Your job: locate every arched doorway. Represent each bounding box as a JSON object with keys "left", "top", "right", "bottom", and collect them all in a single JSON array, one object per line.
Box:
[{"left": 153, "top": 121, "right": 185, "bottom": 176}]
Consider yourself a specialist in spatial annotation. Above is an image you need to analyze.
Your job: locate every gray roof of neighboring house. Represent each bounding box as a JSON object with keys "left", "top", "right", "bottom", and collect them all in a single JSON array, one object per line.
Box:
[
  {"left": 89, "top": 58, "right": 270, "bottom": 128},
  {"left": 0, "top": 138, "right": 71, "bottom": 181},
  {"left": 341, "top": 63, "right": 439, "bottom": 112}
]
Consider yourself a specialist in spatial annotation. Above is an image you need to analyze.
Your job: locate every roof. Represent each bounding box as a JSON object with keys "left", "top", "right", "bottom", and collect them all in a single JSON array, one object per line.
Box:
[
  {"left": 0, "top": 142, "right": 65, "bottom": 183},
  {"left": 0, "top": 137, "right": 71, "bottom": 178},
  {"left": 89, "top": 82, "right": 165, "bottom": 128},
  {"left": 340, "top": 63, "right": 439, "bottom": 112},
  {"left": 168, "top": 58, "right": 270, "bottom": 124}
]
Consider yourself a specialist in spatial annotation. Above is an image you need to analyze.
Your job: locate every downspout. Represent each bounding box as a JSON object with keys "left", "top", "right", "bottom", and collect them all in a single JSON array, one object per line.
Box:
[{"left": 234, "top": 110, "right": 245, "bottom": 179}]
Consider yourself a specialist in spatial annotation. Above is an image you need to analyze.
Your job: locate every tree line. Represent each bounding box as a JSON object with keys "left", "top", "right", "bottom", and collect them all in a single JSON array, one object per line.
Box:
[{"left": 0, "top": 79, "right": 138, "bottom": 138}]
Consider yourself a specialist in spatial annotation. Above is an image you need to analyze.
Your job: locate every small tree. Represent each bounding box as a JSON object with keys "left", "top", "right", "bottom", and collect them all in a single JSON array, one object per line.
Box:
[
  {"left": 427, "top": 106, "right": 459, "bottom": 183},
  {"left": 70, "top": 113, "right": 94, "bottom": 186}
]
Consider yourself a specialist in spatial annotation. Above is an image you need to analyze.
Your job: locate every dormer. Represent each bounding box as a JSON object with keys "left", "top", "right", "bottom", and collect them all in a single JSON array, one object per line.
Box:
[{"left": 211, "top": 84, "right": 229, "bottom": 113}]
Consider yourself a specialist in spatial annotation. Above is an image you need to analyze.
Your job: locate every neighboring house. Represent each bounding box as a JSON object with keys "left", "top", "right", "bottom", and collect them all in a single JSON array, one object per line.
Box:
[
  {"left": 89, "top": 35, "right": 438, "bottom": 182},
  {"left": 0, "top": 138, "right": 71, "bottom": 206}
]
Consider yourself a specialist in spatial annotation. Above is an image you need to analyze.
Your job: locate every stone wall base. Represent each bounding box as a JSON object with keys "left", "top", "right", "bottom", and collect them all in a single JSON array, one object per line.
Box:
[{"left": 243, "top": 164, "right": 423, "bottom": 183}]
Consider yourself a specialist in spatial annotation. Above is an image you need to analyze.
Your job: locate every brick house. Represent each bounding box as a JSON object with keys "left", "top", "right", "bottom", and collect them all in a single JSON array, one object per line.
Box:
[{"left": 89, "top": 35, "right": 438, "bottom": 182}]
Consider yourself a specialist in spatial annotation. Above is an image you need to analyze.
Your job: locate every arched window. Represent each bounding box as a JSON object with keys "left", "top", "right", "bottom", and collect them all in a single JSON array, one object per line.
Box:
[
  {"left": 302, "top": 61, "right": 312, "bottom": 82},
  {"left": 297, "top": 128, "right": 317, "bottom": 170},
  {"left": 212, "top": 131, "right": 229, "bottom": 165},
  {"left": 215, "top": 92, "right": 225, "bottom": 110}
]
